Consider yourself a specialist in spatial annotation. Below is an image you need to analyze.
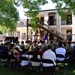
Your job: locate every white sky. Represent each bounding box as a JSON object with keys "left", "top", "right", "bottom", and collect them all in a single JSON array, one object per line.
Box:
[
  {"left": 18, "top": 0, "right": 56, "bottom": 19},
  {"left": 40, "top": 0, "right": 56, "bottom": 10}
]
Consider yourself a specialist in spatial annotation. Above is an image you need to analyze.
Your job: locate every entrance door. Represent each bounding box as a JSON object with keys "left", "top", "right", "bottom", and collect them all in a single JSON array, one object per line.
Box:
[
  {"left": 49, "top": 30, "right": 54, "bottom": 40},
  {"left": 66, "top": 29, "right": 72, "bottom": 43},
  {"left": 49, "top": 16, "right": 54, "bottom": 25},
  {"left": 40, "top": 30, "right": 44, "bottom": 40}
]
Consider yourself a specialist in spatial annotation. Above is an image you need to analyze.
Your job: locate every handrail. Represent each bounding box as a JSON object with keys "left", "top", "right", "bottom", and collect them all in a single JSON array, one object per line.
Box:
[
  {"left": 39, "top": 25, "right": 64, "bottom": 40},
  {"left": 44, "top": 20, "right": 65, "bottom": 36}
]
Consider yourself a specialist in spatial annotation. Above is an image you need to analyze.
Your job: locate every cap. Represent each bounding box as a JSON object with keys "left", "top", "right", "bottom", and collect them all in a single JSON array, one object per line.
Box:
[
  {"left": 33, "top": 40, "right": 37, "bottom": 43},
  {"left": 39, "top": 40, "right": 45, "bottom": 43},
  {"left": 25, "top": 40, "right": 30, "bottom": 43}
]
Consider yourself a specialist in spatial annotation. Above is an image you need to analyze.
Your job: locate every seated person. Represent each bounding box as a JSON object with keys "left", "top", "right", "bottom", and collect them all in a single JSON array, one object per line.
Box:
[
  {"left": 42, "top": 45, "right": 56, "bottom": 67},
  {"left": 20, "top": 52, "right": 29, "bottom": 67},
  {"left": 30, "top": 49, "right": 41, "bottom": 66},
  {"left": 55, "top": 41, "right": 66, "bottom": 61},
  {"left": 0, "top": 42, "right": 9, "bottom": 59}
]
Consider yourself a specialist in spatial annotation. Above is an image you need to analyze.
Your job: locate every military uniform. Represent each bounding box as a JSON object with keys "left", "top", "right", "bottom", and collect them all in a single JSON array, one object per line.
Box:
[
  {"left": 32, "top": 40, "right": 38, "bottom": 52},
  {"left": 24, "top": 40, "right": 30, "bottom": 52}
]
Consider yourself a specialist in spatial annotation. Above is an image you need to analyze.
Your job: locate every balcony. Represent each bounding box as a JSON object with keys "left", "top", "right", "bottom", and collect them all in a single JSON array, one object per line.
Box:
[
  {"left": 48, "top": 20, "right": 72, "bottom": 26},
  {"left": 48, "top": 20, "right": 56, "bottom": 26},
  {"left": 61, "top": 20, "right": 72, "bottom": 25}
]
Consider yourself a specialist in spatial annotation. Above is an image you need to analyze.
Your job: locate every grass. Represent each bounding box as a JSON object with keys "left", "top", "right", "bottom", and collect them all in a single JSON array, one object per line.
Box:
[{"left": 0, "top": 62, "right": 75, "bottom": 75}]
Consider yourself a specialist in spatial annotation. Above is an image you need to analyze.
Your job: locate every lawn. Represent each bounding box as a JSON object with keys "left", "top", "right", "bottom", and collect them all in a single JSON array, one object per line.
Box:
[{"left": 0, "top": 63, "right": 75, "bottom": 75}]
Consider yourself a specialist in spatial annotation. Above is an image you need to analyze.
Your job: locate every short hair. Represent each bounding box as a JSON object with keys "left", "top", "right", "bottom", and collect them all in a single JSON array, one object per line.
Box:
[
  {"left": 58, "top": 41, "right": 62, "bottom": 47},
  {"left": 21, "top": 41, "right": 24, "bottom": 44},
  {"left": 47, "top": 45, "right": 52, "bottom": 49}
]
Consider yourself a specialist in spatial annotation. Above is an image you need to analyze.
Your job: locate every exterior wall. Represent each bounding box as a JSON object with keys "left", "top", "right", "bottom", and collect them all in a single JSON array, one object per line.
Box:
[
  {"left": 16, "top": 27, "right": 32, "bottom": 40},
  {"left": 38, "top": 9, "right": 75, "bottom": 41},
  {"left": 72, "top": 12, "right": 75, "bottom": 41},
  {"left": 17, "top": 27, "right": 27, "bottom": 33},
  {"left": 8, "top": 9, "right": 75, "bottom": 42},
  {"left": 61, "top": 28, "right": 67, "bottom": 39}
]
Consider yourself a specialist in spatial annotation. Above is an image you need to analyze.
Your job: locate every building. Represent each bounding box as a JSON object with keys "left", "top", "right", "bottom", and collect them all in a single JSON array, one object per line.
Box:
[
  {"left": 8, "top": 9, "right": 75, "bottom": 42},
  {"left": 37, "top": 9, "right": 75, "bottom": 41},
  {"left": 16, "top": 19, "right": 38, "bottom": 41}
]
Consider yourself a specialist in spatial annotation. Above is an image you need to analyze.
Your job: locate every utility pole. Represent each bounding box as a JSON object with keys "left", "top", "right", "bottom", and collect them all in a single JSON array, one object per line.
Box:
[{"left": 27, "top": 18, "right": 29, "bottom": 40}]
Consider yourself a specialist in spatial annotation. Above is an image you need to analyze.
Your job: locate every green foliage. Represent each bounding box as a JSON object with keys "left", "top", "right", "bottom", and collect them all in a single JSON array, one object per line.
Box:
[
  {"left": 29, "top": 17, "right": 39, "bottom": 29},
  {"left": 0, "top": 31, "right": 3, "bottom": 34},
  {"left": 0, "top": 0, "right": 19, "bottom": 32},
  {"left": 19, "top": 0, "right": 48, "bottom": 30},
  {"left": 0, "top": 25, "right": 11, "bottom": 33},
  {"left": 0, "top": 0, "right": 48, "bottom": 32},
  {"left": 51, "top": 0, "right": 75, "bottom": 17}
]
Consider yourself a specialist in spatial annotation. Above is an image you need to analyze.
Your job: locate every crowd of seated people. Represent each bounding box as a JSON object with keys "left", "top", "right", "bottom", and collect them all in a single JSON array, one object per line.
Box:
[{"left": 0, "top": 38, "right": 75, "bottom": 73}]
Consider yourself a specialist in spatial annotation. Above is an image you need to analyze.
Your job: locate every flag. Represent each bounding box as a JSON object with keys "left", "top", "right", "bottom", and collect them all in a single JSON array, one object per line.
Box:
[{"left": 43, "top": 32, "right": 48, "bottom": 40}]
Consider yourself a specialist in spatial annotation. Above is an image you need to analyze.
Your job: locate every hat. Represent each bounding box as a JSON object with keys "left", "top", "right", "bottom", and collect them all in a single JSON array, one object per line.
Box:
[
  {"left": 39, "top": 40, "right": 45, "bottom": 43},
  {"left": 33, "top": 40, "right": 37, "bottom": 43},
  {"left": 25, "top": 40, "right": 30, "bottom": 43}
]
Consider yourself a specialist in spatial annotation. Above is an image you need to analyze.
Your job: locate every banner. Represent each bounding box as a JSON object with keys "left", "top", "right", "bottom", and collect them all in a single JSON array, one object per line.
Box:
[{"left": 43, "top": 32, "right": 48, "bottom": 40}]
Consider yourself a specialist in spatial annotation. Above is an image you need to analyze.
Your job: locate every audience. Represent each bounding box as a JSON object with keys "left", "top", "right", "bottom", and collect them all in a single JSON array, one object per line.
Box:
[{"left": 0, "top": 37, "right": 75, "bottom": 73}]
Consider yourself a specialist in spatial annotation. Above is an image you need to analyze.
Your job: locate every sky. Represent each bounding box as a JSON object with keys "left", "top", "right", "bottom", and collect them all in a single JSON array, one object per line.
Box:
[
  {"left": 40, "top": 0, "right": 56, "bottom": 10},
  {"left": 18, "top": 0, "right": 56, "bottom": 19}
]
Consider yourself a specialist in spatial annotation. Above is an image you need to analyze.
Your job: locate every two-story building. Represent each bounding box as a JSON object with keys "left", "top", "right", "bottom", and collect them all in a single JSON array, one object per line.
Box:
[
  {"left": 37, "top": 9, "right": 75, "bottom": 41},
  {"left": 8, "top": 9, "right": 75, "bottom": 42}
]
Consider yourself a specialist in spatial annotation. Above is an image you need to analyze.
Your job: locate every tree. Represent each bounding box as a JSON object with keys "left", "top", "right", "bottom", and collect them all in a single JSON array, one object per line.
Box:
[
  {"left": 0, "top": 0, "right": 19, "bottom": 33},
  {"left": 51, "top": 0, "right": 75, "bottom": 18},
  {"left": 16, "top": 0, "right": 48, "bottom": 30},
  {"left": 0, "top": 0, "right": 48, "bottom": 33}
]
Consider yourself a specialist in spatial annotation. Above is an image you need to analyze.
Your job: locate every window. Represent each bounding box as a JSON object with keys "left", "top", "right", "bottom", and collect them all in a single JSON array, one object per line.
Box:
[
  {"left": 40, "top": 17, "right": 44, "bottom": 26},
  {"left": 49, "top": 30, "right": 54, "bottom": 40},
  {"left": 48, "top": 16, "right": 55, "bottom": 25},
  {"left": 66, "top": 15, "right": 72, "bottom": 24},
  {"left": 66, "top": 29, "right": 72, "bottom": 43}
]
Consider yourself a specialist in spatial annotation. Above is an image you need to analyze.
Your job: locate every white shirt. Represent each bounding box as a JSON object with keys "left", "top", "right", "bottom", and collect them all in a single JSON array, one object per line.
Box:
[
  {"left": 55, "top": 47, "right": 66, "bottom": 61},
  {"left": 70, "top": 43, "right": 75, "bottom": 48},
  {"left": 20, "top": 54, "right": 29, "bottom": 66},
  {"left": 42, "top": 49, "right": 56, "bottom": 67}
]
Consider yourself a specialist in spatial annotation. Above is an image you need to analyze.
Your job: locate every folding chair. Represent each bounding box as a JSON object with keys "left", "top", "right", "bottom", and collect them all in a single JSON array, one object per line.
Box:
[
  {"left": 56, "top": 54, "right": 66, "bottom": 66},
  {"left": 30, "top": 57, "right": 41, "bottom": 72},
  {"left": 41, "top": 59, "right": 57, "bottom": 74},
  {"left": 26, "top": 51, "right": 33, "bottom": 59},
  {"left": 19, "top": 54, "right": 29, "bottom": 67},
  {"left": 0, "top": 56, "right": 9, "bottom": 67},
  {"left": 9, "top": 53, "right": 21, "bottom": 70}
]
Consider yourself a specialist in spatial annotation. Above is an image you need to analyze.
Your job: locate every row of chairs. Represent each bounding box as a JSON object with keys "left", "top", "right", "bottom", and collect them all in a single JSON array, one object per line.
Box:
[
  {"left": 19, "top": 56, "right": 57, "bottom": 74},
  {"left": 0, "top": 51, "right": 71, "bottom": 74}
]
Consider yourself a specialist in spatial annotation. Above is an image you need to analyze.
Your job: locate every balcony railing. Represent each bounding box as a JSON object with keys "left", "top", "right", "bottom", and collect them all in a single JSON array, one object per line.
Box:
[
  {"left": 61, "top": 20, "right": 72, "bottom": 25},
  {"left": 48, "top": 20, "right": 72, "bottom": 25},
  {"left": 48, "top": 20, "right": 56, "bottom": 25}
]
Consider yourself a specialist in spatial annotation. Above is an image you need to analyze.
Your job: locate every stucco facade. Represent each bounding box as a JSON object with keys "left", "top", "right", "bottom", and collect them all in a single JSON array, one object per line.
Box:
[
  {"left": 37, "top": 9, "right": 75, "bottom": 41},
  {"left": 9, "top": 9, "right": 75, "bottom": 42}
]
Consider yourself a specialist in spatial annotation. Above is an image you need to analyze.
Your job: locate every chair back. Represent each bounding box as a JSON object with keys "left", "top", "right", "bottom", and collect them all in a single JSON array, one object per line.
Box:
[
  {"left": 42, "top": 59, "right": 55, "bottom": 67},
  {"left": 56, "top": 54, "right": 65, "bottom": 58}
]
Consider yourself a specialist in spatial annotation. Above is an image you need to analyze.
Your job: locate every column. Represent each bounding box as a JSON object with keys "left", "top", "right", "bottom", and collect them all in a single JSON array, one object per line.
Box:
[
  {"left": 43, "top": 14, "right": 48, "bottom": 40},
  {"left": 72, "top": 12, "right": 75, "bottom": 41},
  {"left": 44, "top": 14, "right": 48, "bottom": 25},
  {"left": 56, "top": 13, "right": 61, "bottom": 36}
]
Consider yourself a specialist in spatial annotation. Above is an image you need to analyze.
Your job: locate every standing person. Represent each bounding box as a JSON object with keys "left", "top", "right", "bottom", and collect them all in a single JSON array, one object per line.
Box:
[
  {"left": 67, "top": 33, "right": 72, "bottom": 44},
  {"left": 25, "top": 40, "right": 30, "bottom": 52},
  {"left": 20, "top": 41, "right": 25, "bottom": 50},
  {"left": 32, "top": 40, "right": 38, "bottom": 52}
]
